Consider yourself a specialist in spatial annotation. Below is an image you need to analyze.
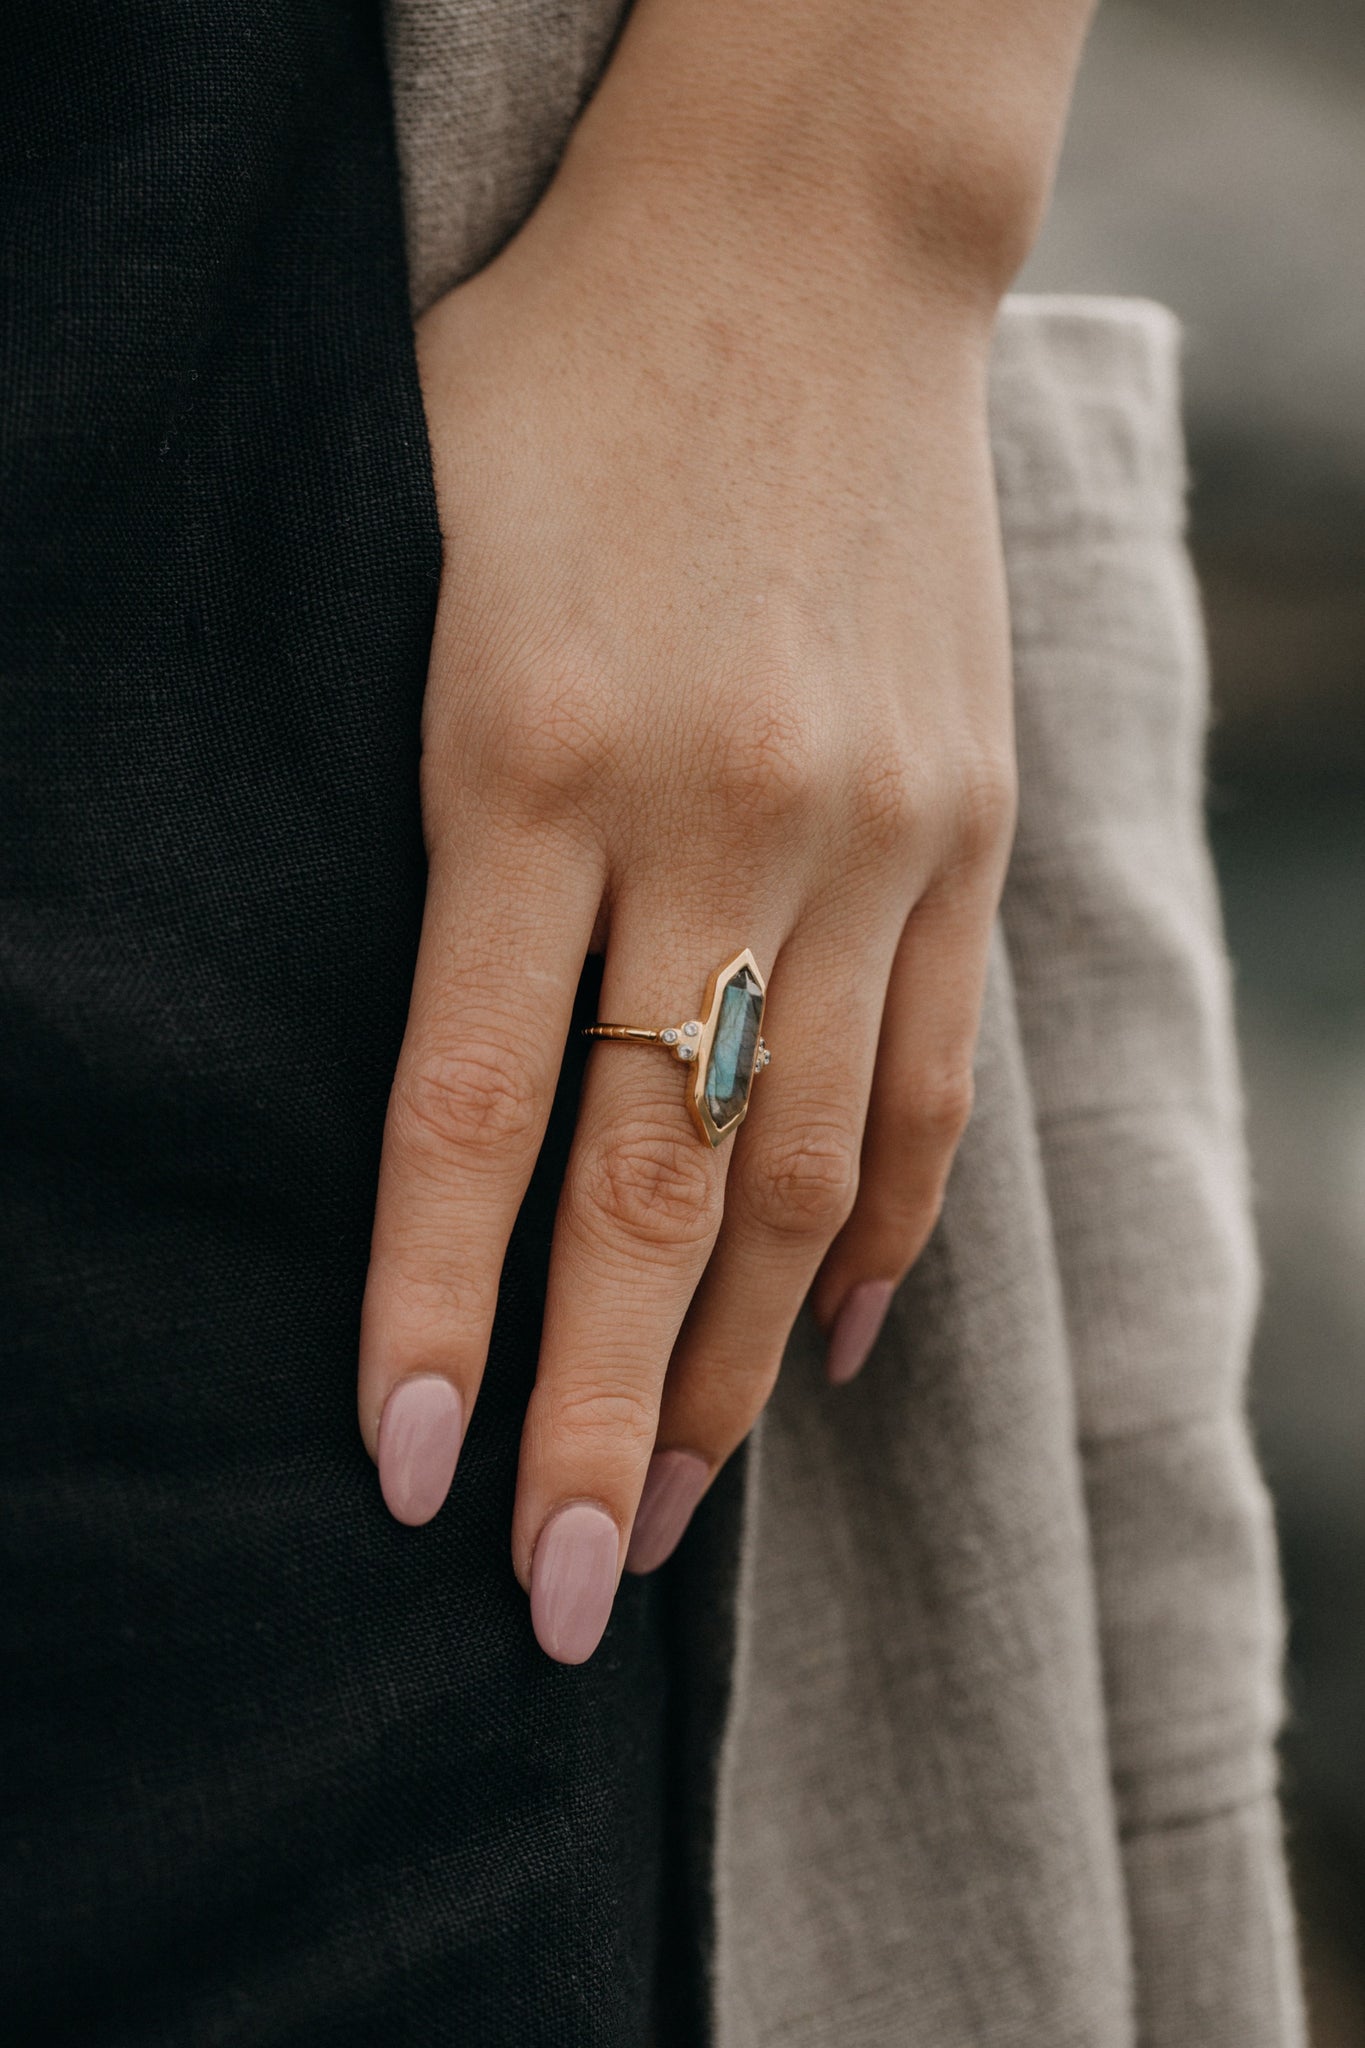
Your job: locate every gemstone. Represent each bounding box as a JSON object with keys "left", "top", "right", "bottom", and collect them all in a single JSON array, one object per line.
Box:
[
  {"left": 661, "top": 1028, "right": 680, "bottom": 1044},
  {"left": 682, "top": 1020, "right": 700, "bottom": 1037},
  {"left": 703, "top": 966, "right": 765, "bottom": 1129},
  {"left": 678, "top": 1045, "right": 697, "bottom": 1062}
]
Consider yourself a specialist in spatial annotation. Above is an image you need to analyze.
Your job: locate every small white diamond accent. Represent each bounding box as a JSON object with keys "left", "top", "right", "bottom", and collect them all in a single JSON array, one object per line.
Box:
[
  {"left": 661, "top": 1028, "right": 680, "bottom": 1044},
  {"left": 683, "top": 1020, "right": 701, "bottom": 1037},
  {"left": 678, "top": 1045, "right": 697, "bottom": 1062}
]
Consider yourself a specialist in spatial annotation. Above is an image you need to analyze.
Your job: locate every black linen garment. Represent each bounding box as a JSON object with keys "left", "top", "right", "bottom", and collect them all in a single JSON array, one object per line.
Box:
[{"left": 0, "top": 6, "right": 719, "bottom": 2041}]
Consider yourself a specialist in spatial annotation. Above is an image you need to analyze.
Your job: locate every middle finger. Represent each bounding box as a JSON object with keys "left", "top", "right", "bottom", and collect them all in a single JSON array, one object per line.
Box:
[
  {"left": 628, "top": 898, "right": 904, "bottom": 1570},
  {"left": 511, "top": 890, "right": 788, "bottom": 1661}
]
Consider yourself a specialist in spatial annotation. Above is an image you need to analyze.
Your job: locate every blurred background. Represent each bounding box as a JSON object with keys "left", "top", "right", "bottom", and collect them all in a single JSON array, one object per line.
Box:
[{"left": 1022, "top": 1, "right": 1365, "bottom": 2038}]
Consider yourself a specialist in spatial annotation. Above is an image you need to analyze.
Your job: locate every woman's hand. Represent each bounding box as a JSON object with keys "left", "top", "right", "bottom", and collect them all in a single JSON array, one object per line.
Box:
[{"left": 357, "top": 0, "right": 1092, "bottom": 1663}]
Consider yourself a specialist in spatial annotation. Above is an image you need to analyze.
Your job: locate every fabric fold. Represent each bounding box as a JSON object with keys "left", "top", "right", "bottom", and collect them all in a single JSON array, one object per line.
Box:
[
  {"left": 997, "top": 296, "right": 1302, "bottom": 2048},
  {"left": 711, "top": 296, "right": 1300, "bottom": 2048}
]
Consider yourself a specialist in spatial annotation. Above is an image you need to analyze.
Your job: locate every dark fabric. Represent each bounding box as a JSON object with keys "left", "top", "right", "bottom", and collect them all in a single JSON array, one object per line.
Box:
[
  {"left": 0, "top": 6, "right": 698, "bottom": 2041},
  {"left": 652, "top": 1453, "right": 748, "bottom": 2048}
]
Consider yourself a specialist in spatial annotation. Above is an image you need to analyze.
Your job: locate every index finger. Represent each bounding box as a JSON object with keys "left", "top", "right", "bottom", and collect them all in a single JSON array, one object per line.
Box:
[{"left": 357, "top": 817, "right": 605, "bottom": 1524}]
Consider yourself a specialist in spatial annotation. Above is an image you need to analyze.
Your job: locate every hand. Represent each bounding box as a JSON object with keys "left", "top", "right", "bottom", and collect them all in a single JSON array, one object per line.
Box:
[{"left": 355, "top": 145, "right": 1018, "bottom": 1664}]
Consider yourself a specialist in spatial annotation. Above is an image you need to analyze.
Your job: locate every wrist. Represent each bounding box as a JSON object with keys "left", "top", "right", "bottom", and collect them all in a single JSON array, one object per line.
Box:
[{"left": 551, "top": 0, "right": 1093, "bottom": 312}]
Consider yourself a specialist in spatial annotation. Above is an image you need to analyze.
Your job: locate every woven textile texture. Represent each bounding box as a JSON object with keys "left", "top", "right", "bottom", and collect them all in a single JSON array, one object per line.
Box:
[{"left": 1, "top": 5, "right": 694, "bottom": 2042}]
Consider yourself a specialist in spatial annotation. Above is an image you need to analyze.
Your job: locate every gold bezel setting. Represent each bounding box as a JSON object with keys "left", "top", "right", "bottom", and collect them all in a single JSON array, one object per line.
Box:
[
  {"left": 683, "top": 948, "right": 768, "bottom": 1147},
  {"left": 582, "top": 948, "right": 771, "bottom": 1147}
]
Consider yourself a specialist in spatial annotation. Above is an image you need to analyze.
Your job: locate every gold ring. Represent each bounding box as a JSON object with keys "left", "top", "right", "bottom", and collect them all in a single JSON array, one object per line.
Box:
[{"left": 582, "top": 947, "right": 772, "bottom": 1147}]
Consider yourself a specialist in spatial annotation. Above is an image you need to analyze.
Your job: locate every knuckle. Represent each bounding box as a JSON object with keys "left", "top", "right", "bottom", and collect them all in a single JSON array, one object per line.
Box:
[
  {"left": 953, "top": 753, "right": 1018, "bottom": 867},
  {"left": 392, "top": 1039, "right": 542, "bottom": 1164},
  {"left": 736, "top": 1353, "right": 785, "bottom": 1421},
  {"left": 574, "top": 1125, "right": 722, "bottom": 1253},
  {"left": 711, "top": 686, "right": 824, "bottom": 822},
  {"left": 868, "top": 1180, "right": 948, "bottom": 1263},
  {"left": 680, "top": 1350, "right": 785, "bottom": 1433},
  {"left": 910, "top": 1064, "right": 976, "bottom": 1146},
  {"left": 848, "top": 742, "right": 920, "bottom": 855},
  {"left": 912, "top": 1181, "right": 950, "bottom": 1252},
  {"left": 549, "top": 1375, "right": 660, "bottom": 1455},
  {"left": 493, "top": 666, "right": 614, "bottom": 816},
  {"left": 743, "top": 1122, "right": 861, "bottom": 1240},
  {"left": 375, "top": 1253, "right": 498, "bottom": 1351}
]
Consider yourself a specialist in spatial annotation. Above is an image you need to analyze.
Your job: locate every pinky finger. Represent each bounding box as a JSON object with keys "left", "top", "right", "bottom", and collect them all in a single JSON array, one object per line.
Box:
[{"left": 810, "top": 873, "right": 998, "bottom": 1385}]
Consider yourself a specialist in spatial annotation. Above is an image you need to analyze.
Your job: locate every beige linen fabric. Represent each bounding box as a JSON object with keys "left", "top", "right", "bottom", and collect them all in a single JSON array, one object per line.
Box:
[
  {"left": 386, "top": 0, "right": 624, "bottom": 314},
  {"left": 383, "top": 9, "right": 1305, "bottom": 2042},
  {"left": 716, "top": 300, "right": 1303, "bottom": 2048}
]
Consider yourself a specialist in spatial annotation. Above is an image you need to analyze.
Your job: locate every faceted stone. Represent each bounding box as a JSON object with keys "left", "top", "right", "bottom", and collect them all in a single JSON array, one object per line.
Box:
[{"left": 703, "top": 965, "right": 764, "bottom": 1128}]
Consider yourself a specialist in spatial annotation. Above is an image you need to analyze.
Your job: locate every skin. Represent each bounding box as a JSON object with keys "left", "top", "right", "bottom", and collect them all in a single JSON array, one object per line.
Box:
[{"left": 357, "top": 0, "right": 1096, "bottom": 1658}]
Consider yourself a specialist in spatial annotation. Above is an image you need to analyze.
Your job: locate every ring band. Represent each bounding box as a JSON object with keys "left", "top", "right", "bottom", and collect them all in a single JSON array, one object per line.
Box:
[{"left": 582, "top": 947, "right": 772, "bottom": 1147}]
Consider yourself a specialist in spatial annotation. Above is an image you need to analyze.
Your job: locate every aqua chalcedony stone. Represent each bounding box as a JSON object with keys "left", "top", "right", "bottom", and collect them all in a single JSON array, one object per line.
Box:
[{"left": 703, "top": 965, "right": 764, "bottom": 1128}]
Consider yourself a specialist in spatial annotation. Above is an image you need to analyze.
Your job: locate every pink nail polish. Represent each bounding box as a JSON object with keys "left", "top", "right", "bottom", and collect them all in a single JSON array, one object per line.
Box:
[
  {"left": 825, "top": 1278, "right": 896, "bottom": 1387},
  {"left": 377, "top": 1376, "right": 465, "bottom": 1525},
  {"left": 626, "top": 1450, "right": 710, "bottom": 1575},
  {"left": 530, "top": 1502, "right": 620, "bottom": 1665}
]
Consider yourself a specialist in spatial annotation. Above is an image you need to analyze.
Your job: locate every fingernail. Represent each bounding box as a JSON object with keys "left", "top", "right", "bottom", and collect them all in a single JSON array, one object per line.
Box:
[
  {"left": 530, "top": 1502, "right": 621, "bottom": 1665},
  {"left": 377, "top": 1376, "right": 465, "bottom": 1525},
  {"left": 626, "top": 1450, "right": 710, "bottom": 1575},
  {"left": 825, "top": 1279, "right": 896, "bottom": 1387}
]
